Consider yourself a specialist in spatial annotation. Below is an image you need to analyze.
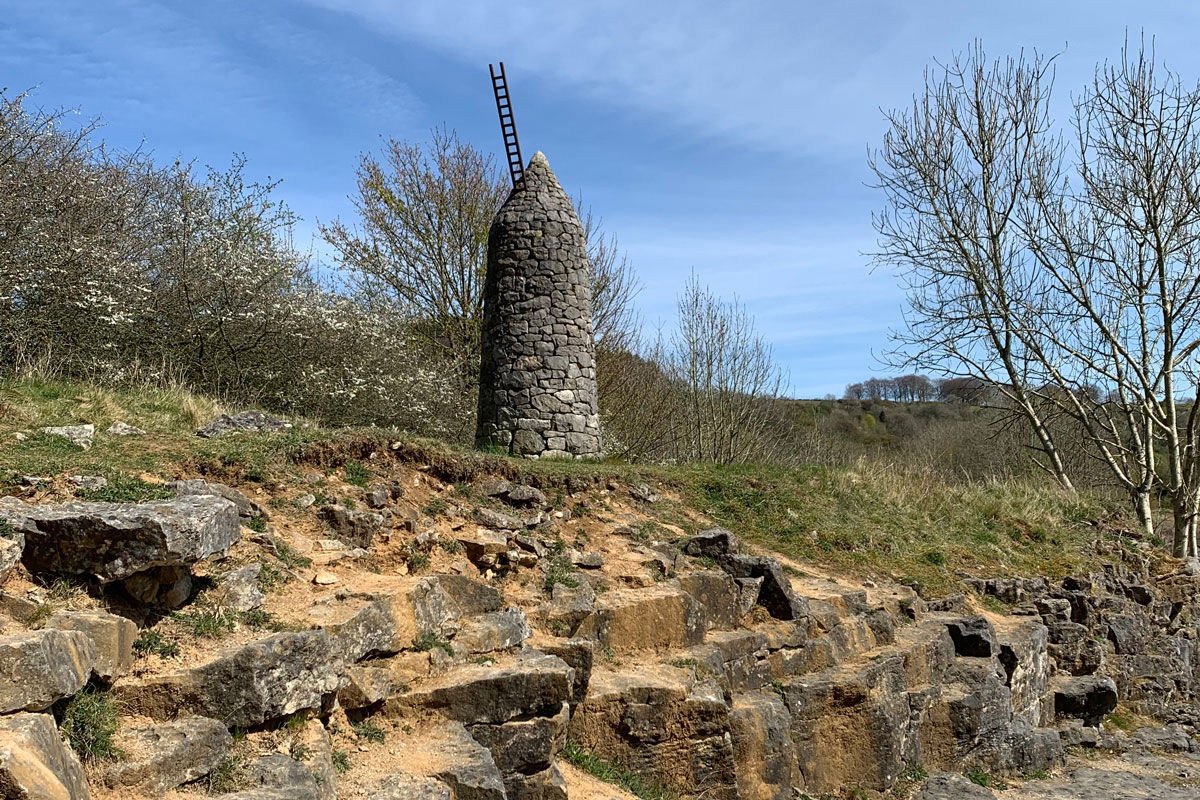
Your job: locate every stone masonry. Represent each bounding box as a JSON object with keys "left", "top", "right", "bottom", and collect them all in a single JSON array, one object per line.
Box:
[{"left": 476, "top": 151, "right": 602, "bottom": 458}]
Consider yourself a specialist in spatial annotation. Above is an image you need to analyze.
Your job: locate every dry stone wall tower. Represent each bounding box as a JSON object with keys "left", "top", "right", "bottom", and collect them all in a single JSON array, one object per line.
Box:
[{"left": 476, "top": 151, "right": 602, "bottom": 458}]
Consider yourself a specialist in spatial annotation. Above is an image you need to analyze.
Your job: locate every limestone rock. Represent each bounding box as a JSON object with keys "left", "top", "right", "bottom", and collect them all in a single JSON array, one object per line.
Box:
[
  {"left": 195, "top": 411, "right": 292, "bottom": 439},
  {"left": 729, "top": 692, "right": 798, "bottom": 800},
  {"left": 0, "top": 712, "right": 89, "bottom": 800},
  {"left": 0, "top": 506, "right": 25, "bottom": 585},
  {"left": 212, "top": 564, "right": 266, "bottom": 612},
  {"left": 679, "top": 570, "right": 742, "bottom": 631},
  {"left": 506, "top": 485, "right": 548, "bottom": 508},
  {"left": 390, "top": 651, "right": 573, "bottom": 725},
  {"left": 719, "top": 554, "right": 808, "bottom": 620},
  {"left": 317, "top": 505, "right": 382, "bottom": 549},
  {"left": 0, "top": 629, "right": 95, "bottom": 713},
  {"left": 1052, "top": 675, "right": 1118, "bottom": 726},
  {"left": 943, "top": 615, "right": 998, "bottom": 657},
  {"left": 368, "top": 774, "right": 452, "bottom": 800},
  {"left": 117, "top": 630, "right": 344, "bottom": 728},
  {"left": 5, "top": 495, "right": 239, "bottom": 584},
  {"left": 292, "top": 719, "right": 337, "bottom": 800},
  {"left": 45, "top": 610, "right": 136, "bottom": 683},
  {"left": 40, "top": 424, "right": 94, "bottom": 449},
  {"left": 104, "top": 717, "right": 232, "bottom": 794},
  {"left": 915, "top": 772, "right": 995, "bottom": 799},
  {"left": 684, "top": 527, "right": 739, "bottom": 559},
  {"left": 106, "top": 421, "right": 146, "bottom": 436},
  {"left": 574, "top": 583, "right": 705, "bottom": 651},
  {"left": 537, "top": 637, "right": 594, "bottom": 704},
  {"left": 68, "top": 475, "right": 108, "bottom": 492},
  {"left": 453, "top": 608, "right": 532, "bottom": 654},
  {"left": 169, "top": 479, "right": 269, "bottom": 521},
  {"left": 474, "top": 508, "right": 525, "bottom": 531}
]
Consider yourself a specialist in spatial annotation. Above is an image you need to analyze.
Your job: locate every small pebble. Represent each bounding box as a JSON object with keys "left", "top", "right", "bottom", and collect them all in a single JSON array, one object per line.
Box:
[{"left": 313, "top": 572, "right": 338, "bottom": 586}]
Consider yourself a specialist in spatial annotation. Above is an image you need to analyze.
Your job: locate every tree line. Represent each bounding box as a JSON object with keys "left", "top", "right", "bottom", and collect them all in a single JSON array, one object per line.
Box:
[{"left": 0, "top": 91, "right": 784, "bottom": 464}]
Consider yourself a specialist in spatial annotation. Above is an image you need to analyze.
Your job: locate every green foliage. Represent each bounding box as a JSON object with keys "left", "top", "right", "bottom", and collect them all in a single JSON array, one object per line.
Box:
[
  {"left": 257, "top": 561, "right": 284, "bottom": 591},
  {"left": 246, "top": 516, "right": 267, "bottom": 533},
  {"left": 206, "top": 754, "right": 246, "bottom": 793},
  {"left": 344, "top": 460, "right": 372, "bottom": 488},
  {"left": 352, "top": 720, "right": 386, "bottom": 744},
  {"left": 422, "top": 497, "right": 448, "bottom": 518},
  {"left": 560, "top": 740, "right": 677, "bottom": 800},
  {"left": 275, "top": 541, "right": 312, "bottom": 570},
  {"left": 60, "top": 687, "right": 123, "bottom": 762},
  {"left": 543, "top": 555, "right": 579, "bottom": 593},
  {"left": 412, "top": 632, "right": 454, "bottom": 656},
  {"left": 331, "top": 749, "right": 351, "bottom": 774},
  {"left": 133, "top": 629, "right": 180, "bottom": 658},
  {"left": 75, "top": 474, "right": 173, "bottom": 503},
  {"left": 0, "top": 519, "right": 14, "bottom": 539},
  {"left": 172, "top": 609, "right": 236, "bottom": 638},
  {"left": 963, "top": 766, "right": 1005, "bottom": 789}
]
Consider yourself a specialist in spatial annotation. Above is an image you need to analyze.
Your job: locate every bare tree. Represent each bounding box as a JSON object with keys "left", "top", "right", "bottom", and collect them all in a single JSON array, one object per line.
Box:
[
  {"left": 662, "top": 274, "right": 785, "bottom": 464},
  {"left": 871, "top": 44, "right": 1075, "bottom": 491}
]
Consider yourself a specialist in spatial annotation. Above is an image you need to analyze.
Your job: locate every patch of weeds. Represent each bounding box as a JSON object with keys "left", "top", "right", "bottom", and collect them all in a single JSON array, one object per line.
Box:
[
  {"left": 980, "top": 595, "right": 1011, "bottom": 614},
  {"left": 206, "top": 754, "right": 246, "bottom": 793},
  {"left": 412, "top": 631, "right": 454, "bottom": 656},
  {"left": 246, "top": 516, "right": 267, "bottom": 533},
  {"left": 1026, "top": 769, "right": 1050, "bottom": 780},
  {"left": 26, "top": 603, "right": 55, "bottom": 628},
  {"left": 133, "top": 629, "right": 180, "bottom": 658},
  {"left": 290, "top": 742, "right": 310, "bottom": 761},
  {"left": 920, "top": 549, "right": 947, "bottom": 567},
  {"left": 0, "top": 519, "right": 14, "bottom": 539},
  {"left": 405, "top": 543, "right": 430, "bottom": 572},
  {"left": 451, "top": 482, "right": 473, "bottom": 499},
  {"left": 257, "top": 561, "right": 284, "bottom": 591},
  {"left": 43, "top": 576, "right": 88, "bottom": 603},
  {"left": 284, "top": 710, "right": 309, "bottom": 730},
  {"left": 668, "top": 657, "right": 697, "bottom": 668},
  {"left": 341, "top": 497, "right": 357, "bottom": 510},
  {"left": 344, "top": 460, "right": 372, "bottom": 489},
  {"left": 331, "top": 749, "right": 351, "bottom": 774},
  {"left": 692, "top": 555, "right": 718, "bottom": 569},
  {"left": 275, "top": 541, "right": 312, "bottom": 570},
  {"left": 268, "top": 496, "right": 289, "bottom": 510},
  {"left": 1103, "top": 707, "right": 1138, "bottom": 732},
  {"left": 561, "top": 740, "right": 677, "bottom": 800},
  {"left": 238, "top": 609, "right": 289, "bottom": 632},
  {"left": 76, "top": 474, "right": 174, "bottom": 503},
  {"left": 768, "top": 679, "right": 787, "bottom": 702},
  {"left": 781, "top": 564, "right": 807, "bottom": 578},
  {"left": 543, "top": 555, "right": 579, "bottom": 593},
  {"left": 60, "top": 687, "right": 123, "bottom": 762},
  {"left": 963, "top": 766, "right": 1005, "bottom": 789},
  {"left": 890, "top": 764, "right": 927, "bottom": 797},
  {"left": 352, "top": 720, "right": 386, "bottom": 744},
  {"left": 172, "top": 609, "right": 236, "bottom": 638},
  {"left": 422, "top": 497, "right": 448, "bottom": 518},
  {"left": 439, "top": 538, "right": 463, "bottom": 554}
]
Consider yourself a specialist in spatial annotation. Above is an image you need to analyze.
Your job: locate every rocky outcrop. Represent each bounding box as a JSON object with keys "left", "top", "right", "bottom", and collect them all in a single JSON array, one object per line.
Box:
[
  {"left": 116, "top": 631, "right": 344, "bottom": 728},
  {"left": 0, "top": 713, "right": 89, "bottom": 800},
  {"left": 195, "top": 411, "right": 292, "bottom": 438},
  {"left": 1, "top": 495, "right": 239, "bottom": 606},
  {"left": 104, "top": 717, "right": 232, "bottom": 794},
  {"left": 44, "top": 610, "right": 137, "bottom": 683},
  {"left": 0, "top": 629, "right": 95, "bottom": 713}
]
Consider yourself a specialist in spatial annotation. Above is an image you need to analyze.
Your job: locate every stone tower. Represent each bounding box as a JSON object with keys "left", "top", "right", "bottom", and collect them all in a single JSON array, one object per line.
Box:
[{"left": 476, "top": 152, "right": 602, "bottom": 458}]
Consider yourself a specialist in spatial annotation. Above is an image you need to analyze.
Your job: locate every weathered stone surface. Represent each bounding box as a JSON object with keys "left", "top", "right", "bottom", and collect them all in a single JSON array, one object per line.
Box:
[
  {"left": 412, "top": 575, "right": 502, "bottom": 641},
  {"left": 0, "top": 507, "right": 25, "bottom": 585},
  {"left": 997, "top": 621, "right": 1051, "bottom": 727},
  {"left": 45, "top": 610, "right": 136, "bottom": 683},
  {"left": 574, "top": 583, "right": 706, "bottom": 651},
  {"left": 383, "top": 723, "right": 507, "bottom": 800},
  {"left": 469, "top": 702, "right": 568, "bottom": 776},
  {"left": 730, "top": 692, "right": 798, "bottom": 800},
  {"left": 68, "top": 475, "right": 107, "bottom": 492},
  {"left": 1012, "top": 766, "right": 1200, "bottom": 798},
  {"left": 317, "top": 592, "right": 413, "bottom": 663},
  {"left": 453, "top": 608, "right": 532, "bottom": 654},
  {"left": 317, "top": 505, "right": 382, "bottom": 548},
  {"left": 104, "top": 717, "right": 232, "bottom": 794},
  {"left": 915, "top": 772, "right": 995, "bottom": 799},
  {"left": 1052, "top": 675, "right": 1118, "bottom": 726},
  {"left": 506, "top": 765, "right": 568, "bottom": 800},
  {"left": 368, "top": 773, "right": 452, "bottom": 800},
  {"left": 719, "top": 555, "right": 808, "bottom": 620},
  {"left": 506, "top": 485, "right": 548, "bottom": 508},
  {"left": 679, "top": 570, "right": 742, "bottom": 631},
  {"left": 293, "top": 718, "right": 337, "bottom": 800},
  {"left": 106, "top": 421, "right": 145, "bottom": 437},
  {"left": 170, "top": 479, "right": 268, "bottom": 521},
  {"left": 212, "top": 564, "right": 266, "bottom": 612},
  {"left": 476, "top": 152, "right": 602, "bottom": 458},
  {"left": 195, "top": 411, "right": 291, "bottom": 439},
  {"left": 40, "top": 424, "right": 94, "bottom": 449},
  {"left": 942, "top": 615, "right": 998, "bottom": 658},
  {"left": 390, "top": 652, "right": 573, "bottom": 725},
  {"left": 570, "top": 666, "right": 737, "bottom": 800},
  {"left": 0, "top": 712, "right": 89, "bottom": 800},
  {"left": 4, "top": 495, "right": 239, "bottom": 583},
  {"left": 117, "top": 630, "right": 344, "bottom": 728},
  {"left": 474, "top": 508, "right": 525, "bottom": 531},
  {"left": 537, "top": 637, "right": 594, "bottom": 703},
  {"left": 0, "top": 629, "right": 95, "bottom": 712},
  {"left": 684, "top": 528, "right": 739, "bottom": 559}
]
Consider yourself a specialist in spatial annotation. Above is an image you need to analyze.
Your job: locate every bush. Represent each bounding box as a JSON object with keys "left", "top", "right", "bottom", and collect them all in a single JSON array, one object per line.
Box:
[{"left": 60, "top": 687, "right": 122, "bottom": 762}]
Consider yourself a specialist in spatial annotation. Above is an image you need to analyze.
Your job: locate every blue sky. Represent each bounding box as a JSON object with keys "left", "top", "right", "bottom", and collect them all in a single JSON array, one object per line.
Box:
[{"left": 3, "top": 1, "right": 1199, "bottom": 397}]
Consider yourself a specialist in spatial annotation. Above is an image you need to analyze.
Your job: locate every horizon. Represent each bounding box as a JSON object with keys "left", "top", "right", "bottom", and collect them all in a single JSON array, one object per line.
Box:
[{"left": 4, "top": 1, "right": 1199, "bottom": 397}]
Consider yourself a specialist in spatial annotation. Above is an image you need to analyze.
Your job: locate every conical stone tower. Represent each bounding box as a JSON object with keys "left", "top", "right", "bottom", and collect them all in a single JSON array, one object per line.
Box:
[{"left": 476, "top": 152, "right": 602, "bottom": 458}]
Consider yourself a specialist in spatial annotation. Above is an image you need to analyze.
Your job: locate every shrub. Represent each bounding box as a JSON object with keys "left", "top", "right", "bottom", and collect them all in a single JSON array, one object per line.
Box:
[{"left": 60, "top": 688, "right": 122, "bottom": 762}]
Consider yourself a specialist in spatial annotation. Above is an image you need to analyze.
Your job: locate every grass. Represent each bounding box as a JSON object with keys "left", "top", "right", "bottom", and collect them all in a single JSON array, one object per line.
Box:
[
  {"left": 412, "top": 631, "right": 454, "bottom": 656},
  {"left": 543, "top": 554, "right": 579, "bottom": 593},
  {"left": 274, "top": 541, "right": 313, "bottom": 570},
  {"left": 344, "top": 459, "right": 372, "bottom": 488},
  {"left": 206, "top": 754, "right": 246, "bottom": 793},
  {"left": 561, "top": 740, "right": 677, "bottom": 800},
  {"left": 0, "top": 376, "right": 1120, "bottom": 596},
  {"left": 133, "top": 629, "right": 180, "bottom": 658},
  {"left": 331, "top": 749, "right": 351, "bottom": 774},
  {"left": 352, "top": 720, "right": 386, "bottom": 743},
  {"left": 60, "top": 687, "right": 123, "bottom": 762},
  {"left": 172, "top": 609, "right": 237, "bottom": 638},
  {"left": 74, "top": 473, "right": 173, "bottom": 503}
]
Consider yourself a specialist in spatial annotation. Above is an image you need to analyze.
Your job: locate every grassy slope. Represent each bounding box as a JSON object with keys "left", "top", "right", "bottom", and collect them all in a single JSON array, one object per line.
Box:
[{"left": 0, "top": 377, "right": 1122, "bottom": 594}]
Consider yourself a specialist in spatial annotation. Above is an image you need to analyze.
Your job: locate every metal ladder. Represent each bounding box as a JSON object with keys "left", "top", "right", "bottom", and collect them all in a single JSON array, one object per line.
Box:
[{"left": 490, "top": 62, "right": 525, "bottom": 186}]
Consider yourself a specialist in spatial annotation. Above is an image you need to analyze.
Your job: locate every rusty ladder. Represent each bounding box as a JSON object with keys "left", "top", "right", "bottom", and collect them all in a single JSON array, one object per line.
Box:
[{"left": 490, "top": 62, "right": 524, "bottom": 186}]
